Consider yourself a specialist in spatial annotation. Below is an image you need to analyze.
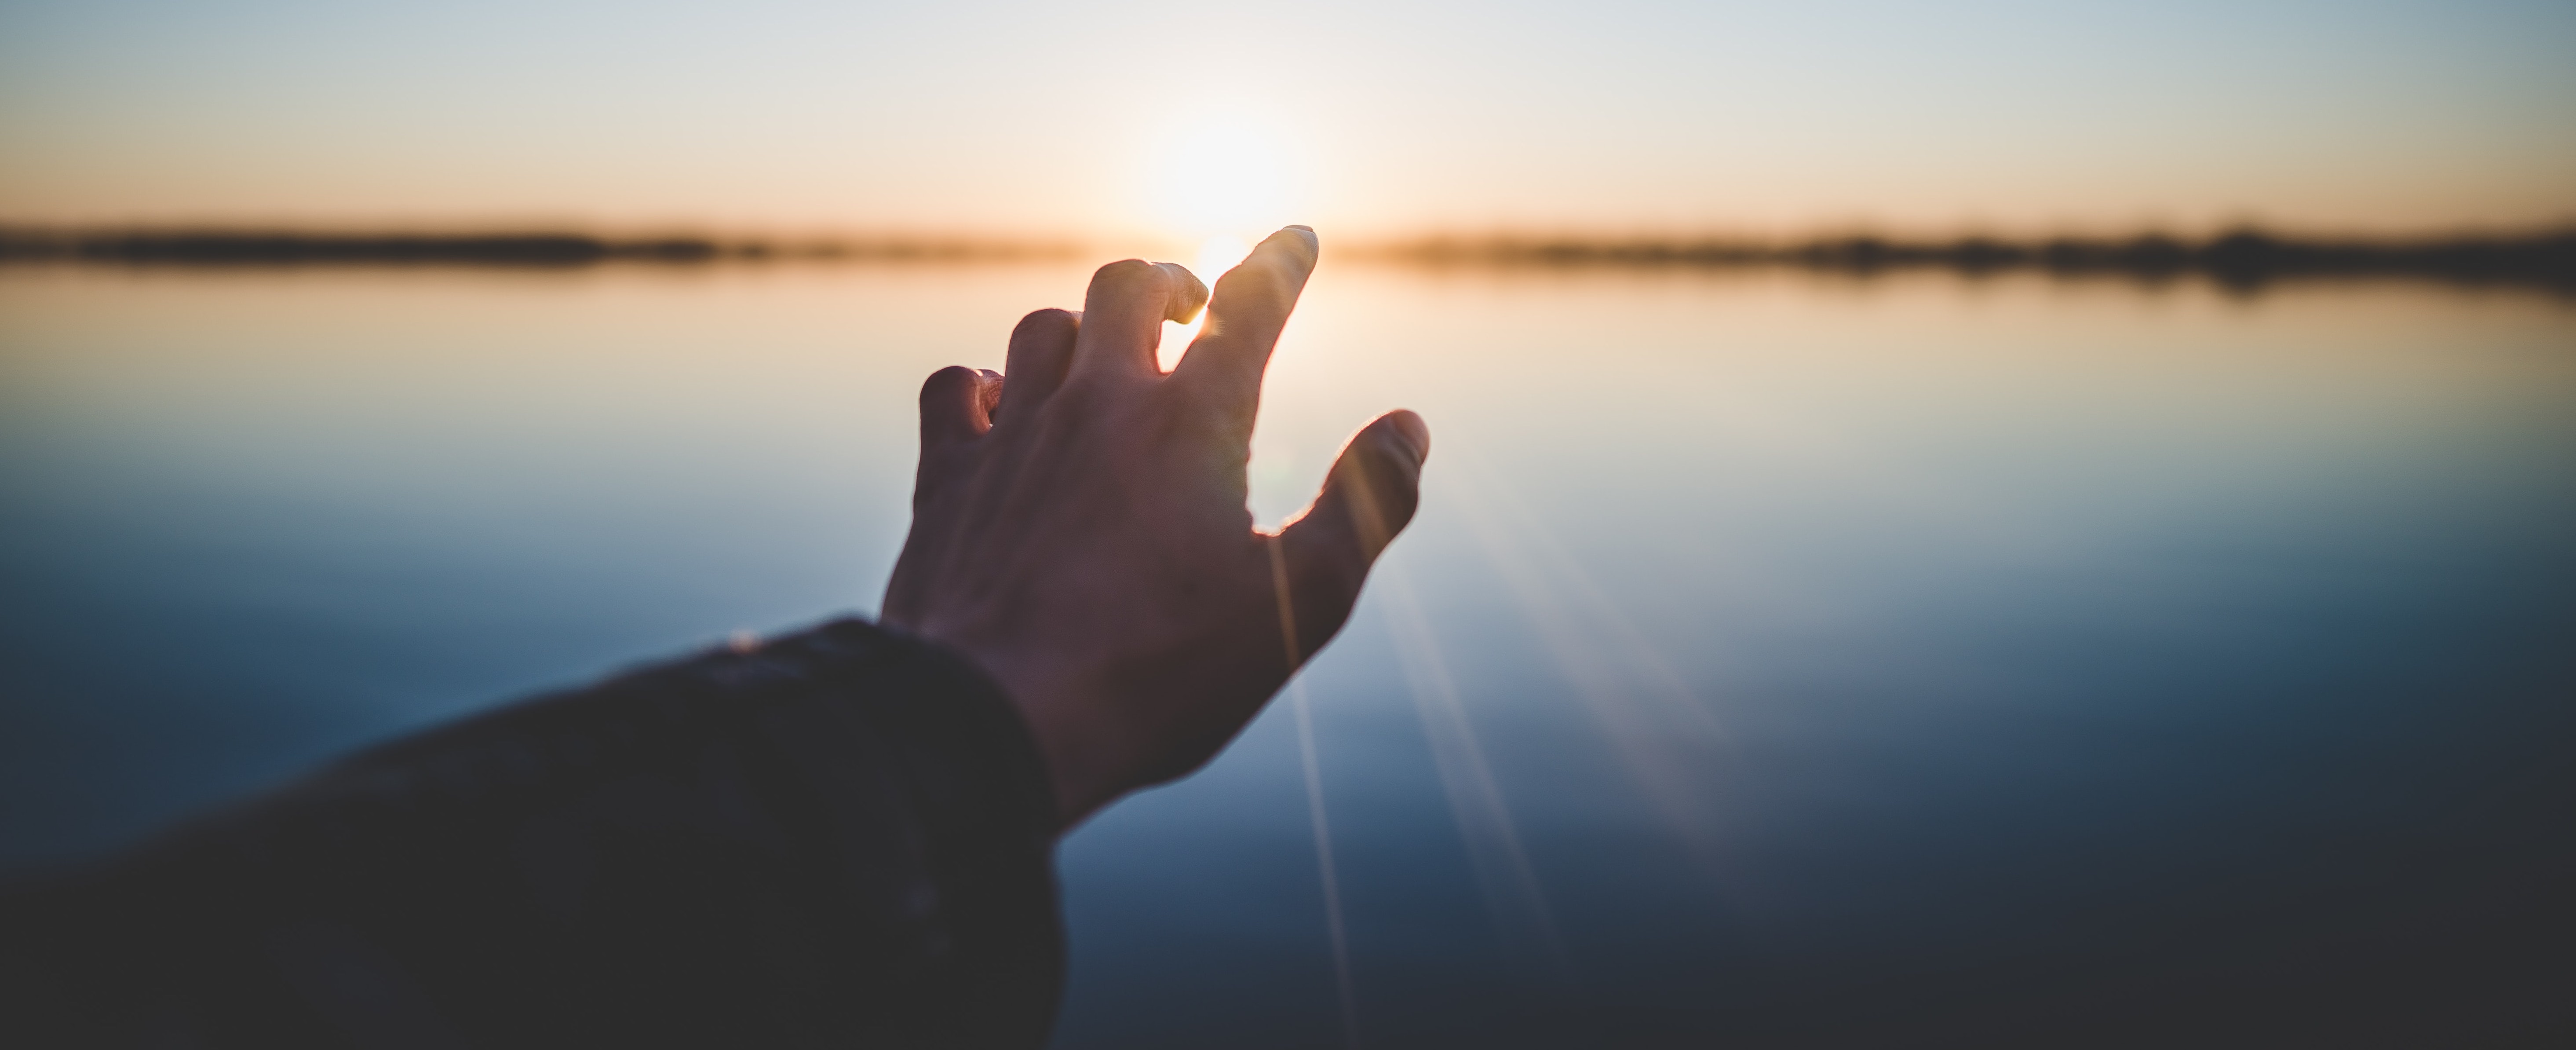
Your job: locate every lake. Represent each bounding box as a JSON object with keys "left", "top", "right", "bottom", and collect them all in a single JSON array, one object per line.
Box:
[{"left": 3, "top": 261, "right": 2571, "bottom": 1045}]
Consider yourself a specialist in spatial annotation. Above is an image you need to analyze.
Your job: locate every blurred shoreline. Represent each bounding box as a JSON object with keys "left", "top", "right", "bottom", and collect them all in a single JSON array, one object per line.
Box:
[
  {"left": 4, "top": 227, "right": 2570, "bottom": 294},
  {"left": 1354, "top": 230, "right": 2576, "bottom": 294},
  {"left": 0, "top": 230, "right": 1087, "bottom": 267}
]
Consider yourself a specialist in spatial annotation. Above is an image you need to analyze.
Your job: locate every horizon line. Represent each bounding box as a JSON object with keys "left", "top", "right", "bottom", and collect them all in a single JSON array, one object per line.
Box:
[{"left": 4, "top": 225, "right": 2570, "bottom": 293}]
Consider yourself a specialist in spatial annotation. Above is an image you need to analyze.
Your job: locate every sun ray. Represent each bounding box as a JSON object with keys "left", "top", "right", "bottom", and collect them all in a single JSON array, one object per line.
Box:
[
  {"left": 1290, "top": 678, "right": 1363, "bottom": 1050},
  {"left": 1440, "top": 453, "right": 1740, "bottom": 883},
  {"left": 1271, "top": 535, "right": 1363, "bottom": 1048},
  {"left": 1379, "top": 561, "right": 1568, "bottom": 980}
]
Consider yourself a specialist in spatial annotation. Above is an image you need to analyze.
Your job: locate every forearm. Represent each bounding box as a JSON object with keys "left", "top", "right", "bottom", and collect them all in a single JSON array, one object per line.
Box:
[{"left": 3, "top": 619, "right": 1063, "bottom": 1048}]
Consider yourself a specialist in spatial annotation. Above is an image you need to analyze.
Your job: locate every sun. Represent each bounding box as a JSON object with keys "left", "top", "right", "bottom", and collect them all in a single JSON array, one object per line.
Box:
[{"left": 1150, "top": 118, "right": 1302, "bottom": 242}]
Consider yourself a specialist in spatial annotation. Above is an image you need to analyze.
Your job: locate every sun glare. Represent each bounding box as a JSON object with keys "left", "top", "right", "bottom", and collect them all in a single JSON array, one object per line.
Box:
[
  {"left": 1196, "top": 234, "right": 1252, "bottom": 281},
  {"left": 1151, "top": 118, "right": 1301, "bottom": 240}
]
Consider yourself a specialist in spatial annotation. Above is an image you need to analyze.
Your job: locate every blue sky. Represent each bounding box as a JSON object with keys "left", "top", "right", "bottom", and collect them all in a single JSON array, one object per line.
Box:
[{"left": 3, "top": 0, "right": 2570, "bottom": 238}]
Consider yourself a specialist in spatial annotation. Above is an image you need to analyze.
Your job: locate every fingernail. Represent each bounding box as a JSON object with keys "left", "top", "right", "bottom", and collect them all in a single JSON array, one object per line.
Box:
[
  {"left": 1153, "top": 262, "right": 1207, "bottom": 323},
  {"left": 1282, "top": 226, "right": 1319, "bottom": 256},
  {"left": 1386, "top": 411, "right": 1430, "bottom": 462}
]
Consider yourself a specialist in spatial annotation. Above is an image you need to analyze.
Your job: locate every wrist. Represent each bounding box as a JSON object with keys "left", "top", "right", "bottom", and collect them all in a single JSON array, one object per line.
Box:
[{"left": 912, "top": 632, "right": 1119, "bottom": 831}]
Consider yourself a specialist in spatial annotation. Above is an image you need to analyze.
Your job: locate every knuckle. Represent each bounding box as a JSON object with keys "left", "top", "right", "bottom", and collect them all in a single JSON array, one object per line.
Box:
[
  {"left": 1044, "top": 374, "right": 1106, "bottom": 413},
  {"left": 1293, "top": 545, "right": 1368, "bottom": 606},
  {"left": 1177, "top": 377, "right": 1256, "bottom": 428},
  {"left": 1214, "top": 262, "right": 1288, "bottom": 304}
]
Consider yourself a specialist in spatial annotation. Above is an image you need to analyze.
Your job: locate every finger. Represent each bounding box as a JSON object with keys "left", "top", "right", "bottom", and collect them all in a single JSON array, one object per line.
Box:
[
  {"left": 1070, "top": 259, "right": 1208, "bottom": 380},
  {"left": 1172, "top": 226, "right": 1320, "bottom": 428},
  {"left": 1273, "top": 410, "right": 1430, "bottom": 664},
  {"left": 996, "top": 307, "right": 1079, "bottom": 423},
  {"left": 919, "top": 364, "right": 1002, "bottom": 447}
]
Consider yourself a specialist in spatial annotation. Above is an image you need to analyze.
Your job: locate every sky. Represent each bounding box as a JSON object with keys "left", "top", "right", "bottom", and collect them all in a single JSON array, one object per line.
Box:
[{"left": 2, "top": 0, "right": 2572, "bottom": 242}]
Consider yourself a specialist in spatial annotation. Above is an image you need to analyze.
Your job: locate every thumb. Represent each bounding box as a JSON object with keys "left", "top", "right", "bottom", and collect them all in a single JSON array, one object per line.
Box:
[{"left": 1273, "top": 410, "right": 1430, "bottom": 665}]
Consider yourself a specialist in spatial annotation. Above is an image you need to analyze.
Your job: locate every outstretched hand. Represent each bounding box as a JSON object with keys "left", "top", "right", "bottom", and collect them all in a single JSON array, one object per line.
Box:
[{"left": 879, "top": 227, "right": 1428, "bottom": 829}]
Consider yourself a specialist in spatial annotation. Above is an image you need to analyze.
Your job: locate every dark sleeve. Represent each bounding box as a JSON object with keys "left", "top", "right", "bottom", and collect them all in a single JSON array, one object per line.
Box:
[{"left": 2, "top": 618, "right": 1064, "bottom": 1049}]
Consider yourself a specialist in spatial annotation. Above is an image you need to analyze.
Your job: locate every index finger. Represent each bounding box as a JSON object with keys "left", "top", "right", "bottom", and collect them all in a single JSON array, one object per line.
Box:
[{"left": 1170, "top": 226, "right": 1319, "bottom": 428}]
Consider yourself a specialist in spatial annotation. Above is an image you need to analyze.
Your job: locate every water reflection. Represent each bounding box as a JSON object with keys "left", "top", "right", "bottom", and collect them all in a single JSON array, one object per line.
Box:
[{"left": 2, "top": 264, "right": 2571, "bottom": 1045}]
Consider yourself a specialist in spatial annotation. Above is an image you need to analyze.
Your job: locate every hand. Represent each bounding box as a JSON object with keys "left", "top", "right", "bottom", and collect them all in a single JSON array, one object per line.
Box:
[{"left": 879, "top": 227, "right": 1429, "bottom": 830}]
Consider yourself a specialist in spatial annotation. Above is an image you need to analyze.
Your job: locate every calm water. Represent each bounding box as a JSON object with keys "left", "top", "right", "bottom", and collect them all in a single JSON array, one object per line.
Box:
[{"left": 3, "top": 263, "right": 2572, "bottom": 1045}]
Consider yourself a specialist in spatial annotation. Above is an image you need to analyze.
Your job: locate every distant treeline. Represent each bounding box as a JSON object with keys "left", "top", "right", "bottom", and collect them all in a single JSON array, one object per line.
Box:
[
  {"left": 0, "top": 229, "right": 1082, "bottom": 267},
  {"left": 1354, "top": 230, "right": 2576, "bottom": 293},
  {"left": 4, "top": 226, "right": 2571, "bottom": 293}
]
